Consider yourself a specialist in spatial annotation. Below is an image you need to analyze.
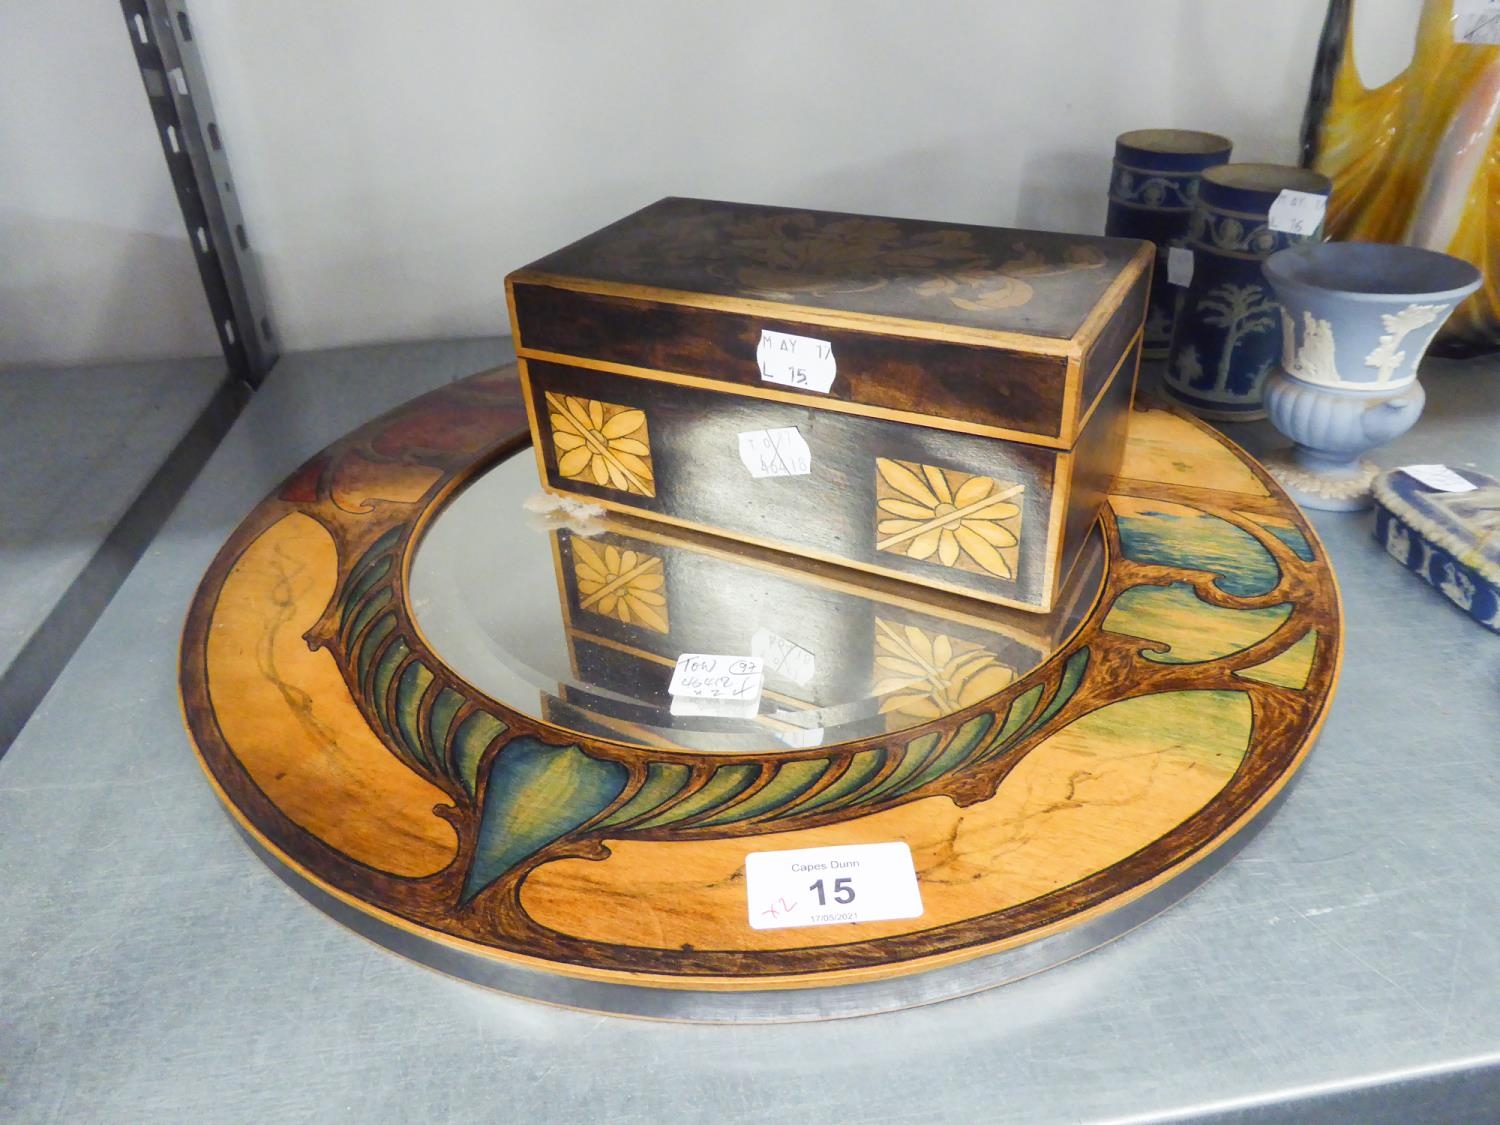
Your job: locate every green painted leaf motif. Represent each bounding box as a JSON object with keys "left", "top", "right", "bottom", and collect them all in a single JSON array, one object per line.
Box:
[
  {"left": 341, "top": 548, "right": 395, "bottom": 618},
  {"left": 338, "top": 528, "right": 401, "bottom": 635},
  {"left": 696, "top": 758, "right": 831, "bottom": 827},
  {"left": 393, "top": 660, "right": 434, "bottom": 769},
  {"left": 909, "top": 714, "right": 996, "bottom": 790},
  {"left": 978, "top": 683, "right": 1044, "bottom": 763},
  {"left": 862, "top": 731, "right": 945, "bottom": 804},
  {"left": 344, "top": 587, "right": 393, "bottom": 655},
  {"left": 449, "top": 711, "right": 509, "bottom": 796},
  {"left": 597, "top": 761, "right": 694, "bottom": 828},
  {"left": 426, "top": 688, "right": 467, "bottom": 775},
  {"left": 1026, "top": 648, "right": 1090, "bottom": 732},
  {"left": 368, "top": 638, "right": 410, "bottom": 742},
  {"left": 792, "top": 748, "right": 889, "bottom": 815},
  {"left": 633, "top": 763, "right": 760, "bottom": 830},
  {"left": 460, "top": 738, "right": 629, "bottom": 904}
]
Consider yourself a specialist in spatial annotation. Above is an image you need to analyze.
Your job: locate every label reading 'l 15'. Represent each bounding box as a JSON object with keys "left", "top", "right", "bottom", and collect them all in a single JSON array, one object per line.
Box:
[{"left": 757, "top": 330, "right": 836, "bottom": 393}]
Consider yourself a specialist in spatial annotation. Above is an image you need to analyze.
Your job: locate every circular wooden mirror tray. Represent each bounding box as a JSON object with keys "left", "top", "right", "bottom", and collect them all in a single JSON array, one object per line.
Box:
[{"left": 180, "top": 365, "right": 1341, "bottom": 1022}]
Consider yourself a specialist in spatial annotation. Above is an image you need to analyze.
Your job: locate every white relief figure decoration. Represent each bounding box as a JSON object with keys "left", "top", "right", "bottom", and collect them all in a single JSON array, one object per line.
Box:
[
  {"left": 1411, "top": 537, "right": 1434, "bottom": 580},
  {"left": 1284, "top": 309, "right": 1340, "bottom": 385},
  {"left": 1440, "top": 562, "right": 1475, "bottom": 610},
  {"left": 1171, "top": 342, "right": 1205, "bottom": 389},
  {"left": 1197, "top": 283, "right": 1278, "bottom": 393},
  {"left": 1384, "top": 519, "right": 1411, "bottom": 564},
  {"left": 1365, "top": 303, "right": 1442, "bottom": 383}
]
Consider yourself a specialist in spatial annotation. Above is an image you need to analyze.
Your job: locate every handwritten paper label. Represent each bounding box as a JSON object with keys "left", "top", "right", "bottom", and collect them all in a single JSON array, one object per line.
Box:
[
  {"left": 668, "top": 654, "right": 763, "bottom": 719},
  {"left": 750, "top": 627, "right": 816, "bottom": 686},
  {"left": 1268, "top": 190, "right": 1328, "bottom": 236},
  {"left": 746, "top": 842, "right": 923, "bottom": 930},
  {"left": 1400, "top": 464, "right": 1477, "bottom": 492},
  {"left": 757, "top": 330, "right": 836, "bottom": 394},
  {"left": 738, "top": 427, "right": 812, "bottom": 478},
  {"left": 1454, "top": 0, "right": 1500, "bottom": 44},
  {"left": 1167, "top": 246, "right": 1194, "bottom": 287}
]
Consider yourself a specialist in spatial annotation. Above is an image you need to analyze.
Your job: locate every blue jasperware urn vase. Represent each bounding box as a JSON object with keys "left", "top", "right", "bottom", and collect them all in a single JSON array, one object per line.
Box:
[
  {"left": 1163, "top": 163, "right": 1332, "bottom": 420},
  {"left": 1260, "top": 241, "right": 1482, "bottom": 511},
  {"left": 1105, "top": 129, "right": 1232, "bottom": 359}
]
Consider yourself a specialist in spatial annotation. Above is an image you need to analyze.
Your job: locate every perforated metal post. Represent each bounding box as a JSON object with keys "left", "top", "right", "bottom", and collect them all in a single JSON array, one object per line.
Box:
[{"left": 120, "top": 0, "right": 277, "bottom": 387}]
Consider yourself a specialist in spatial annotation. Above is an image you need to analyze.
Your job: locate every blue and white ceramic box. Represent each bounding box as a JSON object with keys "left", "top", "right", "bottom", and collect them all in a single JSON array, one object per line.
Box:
[{"left": 1372, "top": 466, "right": 1500, "bottom": 634}]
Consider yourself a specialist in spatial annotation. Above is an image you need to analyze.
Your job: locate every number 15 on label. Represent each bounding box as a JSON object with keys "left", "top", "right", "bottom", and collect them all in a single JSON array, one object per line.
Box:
[{"left": 745, "top": 842, "right": 923, "bottom": 930}]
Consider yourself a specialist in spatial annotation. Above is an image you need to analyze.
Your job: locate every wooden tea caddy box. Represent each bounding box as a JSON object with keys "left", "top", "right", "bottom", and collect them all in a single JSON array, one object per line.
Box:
[{"left": 506, "top": 197, "right": 1151, "bottom": 613}]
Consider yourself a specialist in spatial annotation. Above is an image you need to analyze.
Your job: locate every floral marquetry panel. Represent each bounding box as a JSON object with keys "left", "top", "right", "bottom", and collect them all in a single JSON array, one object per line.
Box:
[
  {"left": 545, "top": 391, "right": 654, "bottom": 496},
  {"left": 875, "top": 457, "right": 1023, "bottom": 581},
  {"left": 569, "top": 538, "right": 669, "bottom": 634},
  {"left": 872, "top": 619, "right": 1018, "bottom": 724}
]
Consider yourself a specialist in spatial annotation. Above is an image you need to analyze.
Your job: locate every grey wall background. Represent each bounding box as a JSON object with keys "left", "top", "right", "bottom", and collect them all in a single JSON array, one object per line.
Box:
[
  {"left": 2, "top": 0, "right": 1430, "bottom": 366},
  {"left": 1, "top": 0, "right": 220, "bottom": 367}
]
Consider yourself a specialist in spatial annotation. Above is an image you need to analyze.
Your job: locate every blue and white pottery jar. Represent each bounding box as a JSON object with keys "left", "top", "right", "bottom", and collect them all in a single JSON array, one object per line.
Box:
[
  {"left": 1260, "top": 241, "right": 1482, "bottom": 511},
  {"left": 1105, "top": 129, "right": 1232, "bottom": 359},
  {"left": 1163, "top": 163, "right": 1332, "bottom": 421}
]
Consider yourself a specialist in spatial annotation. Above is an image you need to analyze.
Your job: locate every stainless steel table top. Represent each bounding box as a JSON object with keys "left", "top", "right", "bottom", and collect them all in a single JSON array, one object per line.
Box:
[{"left": 4, "top": 340, "right": 1499, "bottom": 1123}]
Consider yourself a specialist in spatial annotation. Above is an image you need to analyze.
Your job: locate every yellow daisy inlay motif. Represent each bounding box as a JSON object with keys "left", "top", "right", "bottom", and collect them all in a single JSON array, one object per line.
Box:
[
  {"left": 571, "top": 539, "right": 669, "bottom": 633},
  {"left": 872, "top": 618, "right": 1017, "bottom": 723},
  {"left": 874, "top": 458, "right": 1023, "bottom": 580},
  {"left": 546, "top": 392, "right": 654, "bottom": 496}
]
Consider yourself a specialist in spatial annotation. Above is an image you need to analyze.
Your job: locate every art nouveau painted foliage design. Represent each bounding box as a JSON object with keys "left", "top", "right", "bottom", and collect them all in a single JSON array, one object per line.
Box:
[{"left": 179, "top": 369, "right": 1341, "bottom": 986}]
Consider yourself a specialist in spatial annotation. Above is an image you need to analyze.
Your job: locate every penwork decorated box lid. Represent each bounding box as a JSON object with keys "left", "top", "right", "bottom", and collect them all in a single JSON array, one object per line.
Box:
[{"left": 506, "top": 197, "right": 1152, "bottom": 448}]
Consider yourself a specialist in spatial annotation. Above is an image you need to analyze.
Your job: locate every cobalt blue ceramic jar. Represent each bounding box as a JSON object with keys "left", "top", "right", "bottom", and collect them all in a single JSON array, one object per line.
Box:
[
  {"left": 1163, "top": 163, "right": 1332, "bottom": 421},
  {"left": 1105, "top": 129, "right": 1232, "bottom": 359}
]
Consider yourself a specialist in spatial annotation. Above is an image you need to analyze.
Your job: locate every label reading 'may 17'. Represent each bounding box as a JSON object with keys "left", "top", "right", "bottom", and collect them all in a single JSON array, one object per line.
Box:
[{"left": 757, "top": 329, "right": 836, "bottom": 393}]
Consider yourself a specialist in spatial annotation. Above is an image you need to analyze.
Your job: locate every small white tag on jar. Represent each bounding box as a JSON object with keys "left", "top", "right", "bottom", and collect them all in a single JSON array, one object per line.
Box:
[
  {"left": 757, "top": 330, "right": 837, "bottom": 394},
  {"left": 1167, "top": 246, "right": 1194, "bottom": 287},
  {"left": 1268, "top": 190, "right": 1328, "bottom": 236}
]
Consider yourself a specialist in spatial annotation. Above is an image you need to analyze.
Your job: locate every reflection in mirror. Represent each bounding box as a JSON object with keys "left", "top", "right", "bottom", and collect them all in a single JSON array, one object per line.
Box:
[{"left": 410, "top": 446, "right": 1105, "bottom": 753}]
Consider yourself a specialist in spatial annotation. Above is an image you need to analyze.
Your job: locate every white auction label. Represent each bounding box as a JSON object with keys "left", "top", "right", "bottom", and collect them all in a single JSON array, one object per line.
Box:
[
  {"left": 757, "top": 329, "right": 837, "bottom": 394},
  {"left": 1454, "top": 0, "right": 1500, "bottom": 44},
  {"left": 746, "top": 842, "right": 923, "bottom": 930},
  {"left": 668, "top": 653, "right": 763, "bottom": 719},
  {"left": 1400, "top": 464, "right": 1477, "bottom": 492},
  {"left": 1268, "top": 190, "right": 1328, "bottom": 236},
  {"left": 738, "top": 427, "right": 812, "bottom": 478},
  {"left": 750, "top": 627, "right": 816, "bottom": 687},
  {"left": 1166, "top": 246, "right": 1194, "bottom": 287}
]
